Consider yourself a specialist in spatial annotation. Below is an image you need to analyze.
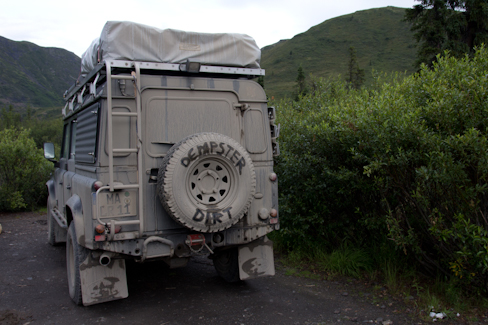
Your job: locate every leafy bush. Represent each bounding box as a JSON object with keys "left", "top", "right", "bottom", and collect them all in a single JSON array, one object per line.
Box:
[
  {"left": 0, "top": 128, "right": 53, "bottom": 211},
  {"left": 274, "top": 47, "right": 488, "bottom": 294}
]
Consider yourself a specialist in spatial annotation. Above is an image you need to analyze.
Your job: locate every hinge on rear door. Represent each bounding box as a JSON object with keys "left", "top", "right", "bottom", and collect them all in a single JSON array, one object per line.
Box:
[{"left": 233, "top": 103, "right": 250, "bottom": 112}]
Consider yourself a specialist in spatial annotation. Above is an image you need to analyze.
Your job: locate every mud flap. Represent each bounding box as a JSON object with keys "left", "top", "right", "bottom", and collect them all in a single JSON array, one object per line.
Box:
[
  {"left": 54, "top": 223, "right": 67, "bottom": 243},
  {"left": 238, "top": 236, "right": 275, "bottom": 280},
  {"left": 80, "top": 254, "right": 128, "bottom": 306}
]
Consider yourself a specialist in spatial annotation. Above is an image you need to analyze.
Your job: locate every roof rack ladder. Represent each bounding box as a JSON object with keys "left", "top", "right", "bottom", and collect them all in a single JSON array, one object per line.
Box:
[{"left": 104, "top": 61, "right": 144, "bottom": 237}]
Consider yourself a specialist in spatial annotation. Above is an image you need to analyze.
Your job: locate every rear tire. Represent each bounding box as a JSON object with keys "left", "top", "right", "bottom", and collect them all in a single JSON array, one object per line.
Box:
[
  {"left": 66, "top": 223, "right": 88, "bottom": 305},
  {"left": 213, "top": 248, "right": 240, "bottom": 283},
  {"left": 157, "top": 132, "right": 256, "bottom": 233}
]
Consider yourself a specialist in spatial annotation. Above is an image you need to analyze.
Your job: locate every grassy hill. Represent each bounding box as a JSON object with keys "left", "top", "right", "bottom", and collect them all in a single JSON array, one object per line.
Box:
[
  {"left": 0, "top": 36, "right": 80, "bottom": 109},
  {"left": 260, "top": 6, "right": 417, "bottom": 99}
]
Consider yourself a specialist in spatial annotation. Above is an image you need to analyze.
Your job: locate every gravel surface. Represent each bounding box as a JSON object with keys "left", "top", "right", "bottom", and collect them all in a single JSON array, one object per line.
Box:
[{"left": 0, "top": 212, "right": 445, "bottom": 325}]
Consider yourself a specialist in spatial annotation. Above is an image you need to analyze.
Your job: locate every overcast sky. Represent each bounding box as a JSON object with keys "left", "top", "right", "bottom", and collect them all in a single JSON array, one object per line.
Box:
[{"left": 0, "top": 0, "right": 417, "bottom": 58}]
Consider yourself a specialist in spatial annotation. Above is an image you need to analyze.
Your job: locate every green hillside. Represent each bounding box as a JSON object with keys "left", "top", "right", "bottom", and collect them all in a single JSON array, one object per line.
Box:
[
  {"left": 0, "top": 36, "right": 80, "bottom": 109},
  {"left": 0, "top": 7, "right": 416, "bottom": 108},
  {"left": 260, "top": 6, "right": 417, "bottom": 99}
]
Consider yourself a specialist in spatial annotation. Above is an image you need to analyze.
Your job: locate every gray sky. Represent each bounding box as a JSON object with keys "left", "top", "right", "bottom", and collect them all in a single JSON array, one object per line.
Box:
[{"left": 0, "top": 0, "right": 417, "bottom": 57}]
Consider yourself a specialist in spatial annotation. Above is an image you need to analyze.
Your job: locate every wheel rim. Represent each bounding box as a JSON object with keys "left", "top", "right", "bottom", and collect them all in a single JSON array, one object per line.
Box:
[{"left": 188, "top": 158, "right": 234, "bottom": 205}]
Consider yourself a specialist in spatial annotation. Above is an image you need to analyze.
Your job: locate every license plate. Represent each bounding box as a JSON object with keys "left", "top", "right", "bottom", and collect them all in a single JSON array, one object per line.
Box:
[{"left": 98, "top": 190, "right": 137, "bottom": 217}]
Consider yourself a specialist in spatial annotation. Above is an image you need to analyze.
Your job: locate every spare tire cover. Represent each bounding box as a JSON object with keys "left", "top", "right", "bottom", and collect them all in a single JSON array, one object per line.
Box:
[{"left": 157, "top": 133, "right": 256, "bottom": 233}]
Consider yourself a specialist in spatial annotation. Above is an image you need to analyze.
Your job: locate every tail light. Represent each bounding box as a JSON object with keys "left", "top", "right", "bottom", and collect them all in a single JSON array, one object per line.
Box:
[{"left": 93, "top": 181, "right": 104, "bottom": 191}]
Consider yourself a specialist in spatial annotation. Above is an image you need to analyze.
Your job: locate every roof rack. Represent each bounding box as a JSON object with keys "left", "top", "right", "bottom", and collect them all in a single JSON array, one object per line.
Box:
[
  {"left": 109, "top": 60, "right": 265, "bottom": 76},
  {"left": 63, "top": 59, "right": 265, "bottom": 114}
]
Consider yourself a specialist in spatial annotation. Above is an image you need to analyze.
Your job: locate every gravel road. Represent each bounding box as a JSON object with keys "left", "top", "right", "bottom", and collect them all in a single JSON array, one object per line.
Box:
[{"left": 0, "top": 212, "right": 426, "bottom": 325}]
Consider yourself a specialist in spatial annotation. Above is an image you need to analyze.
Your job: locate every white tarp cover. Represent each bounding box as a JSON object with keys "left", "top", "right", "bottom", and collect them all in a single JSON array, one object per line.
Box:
[{"left": 81, "top": 21, "right": 261, "bottom": 75}]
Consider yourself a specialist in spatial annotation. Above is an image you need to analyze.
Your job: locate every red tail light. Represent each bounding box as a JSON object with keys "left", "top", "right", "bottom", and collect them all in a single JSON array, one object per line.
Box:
[{"left": 93, "top": 181, "right": 104, "bottom": 191}]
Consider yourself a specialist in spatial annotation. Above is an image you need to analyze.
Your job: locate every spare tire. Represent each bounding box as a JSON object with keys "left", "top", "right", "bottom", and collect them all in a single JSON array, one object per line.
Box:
[{"left": 157, "top": 133, "right": 256, "bottom": 233}]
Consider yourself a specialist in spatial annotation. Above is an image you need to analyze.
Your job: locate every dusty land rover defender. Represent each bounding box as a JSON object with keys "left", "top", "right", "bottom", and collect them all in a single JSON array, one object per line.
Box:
[{"left": 43, "top": 21, "right": 280, "bottom": 306}]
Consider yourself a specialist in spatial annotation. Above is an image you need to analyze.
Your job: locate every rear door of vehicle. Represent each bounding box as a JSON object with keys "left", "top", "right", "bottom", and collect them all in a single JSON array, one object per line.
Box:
[{"left": 142, "top": 84, "right": 242, "bottom": 232}]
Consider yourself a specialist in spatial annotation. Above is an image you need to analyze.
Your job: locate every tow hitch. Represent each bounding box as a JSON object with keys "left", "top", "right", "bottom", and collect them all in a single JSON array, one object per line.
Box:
[{"left": 185, "top": 234, "right": 214, "bottom": 254}]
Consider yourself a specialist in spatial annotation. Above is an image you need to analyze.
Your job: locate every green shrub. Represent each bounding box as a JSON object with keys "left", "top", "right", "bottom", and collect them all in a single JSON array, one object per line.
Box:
[
  {"left": 275, "top": 46, "right": 488, "bottom": 294},
  {"left": 0, "top": 128, "right": 53, "bottom": 211}
]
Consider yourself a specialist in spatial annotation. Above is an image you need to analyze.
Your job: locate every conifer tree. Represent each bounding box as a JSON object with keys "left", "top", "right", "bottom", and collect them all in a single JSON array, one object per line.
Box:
[
  {"left": 346, "top": 47, "right": 365, "bottom": 90},
  {"left": 295, "top": 65, "right": 308, "bottom": 100},
  {"left": 405, "top": 0, "right": 488, "bottom": 67}
]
